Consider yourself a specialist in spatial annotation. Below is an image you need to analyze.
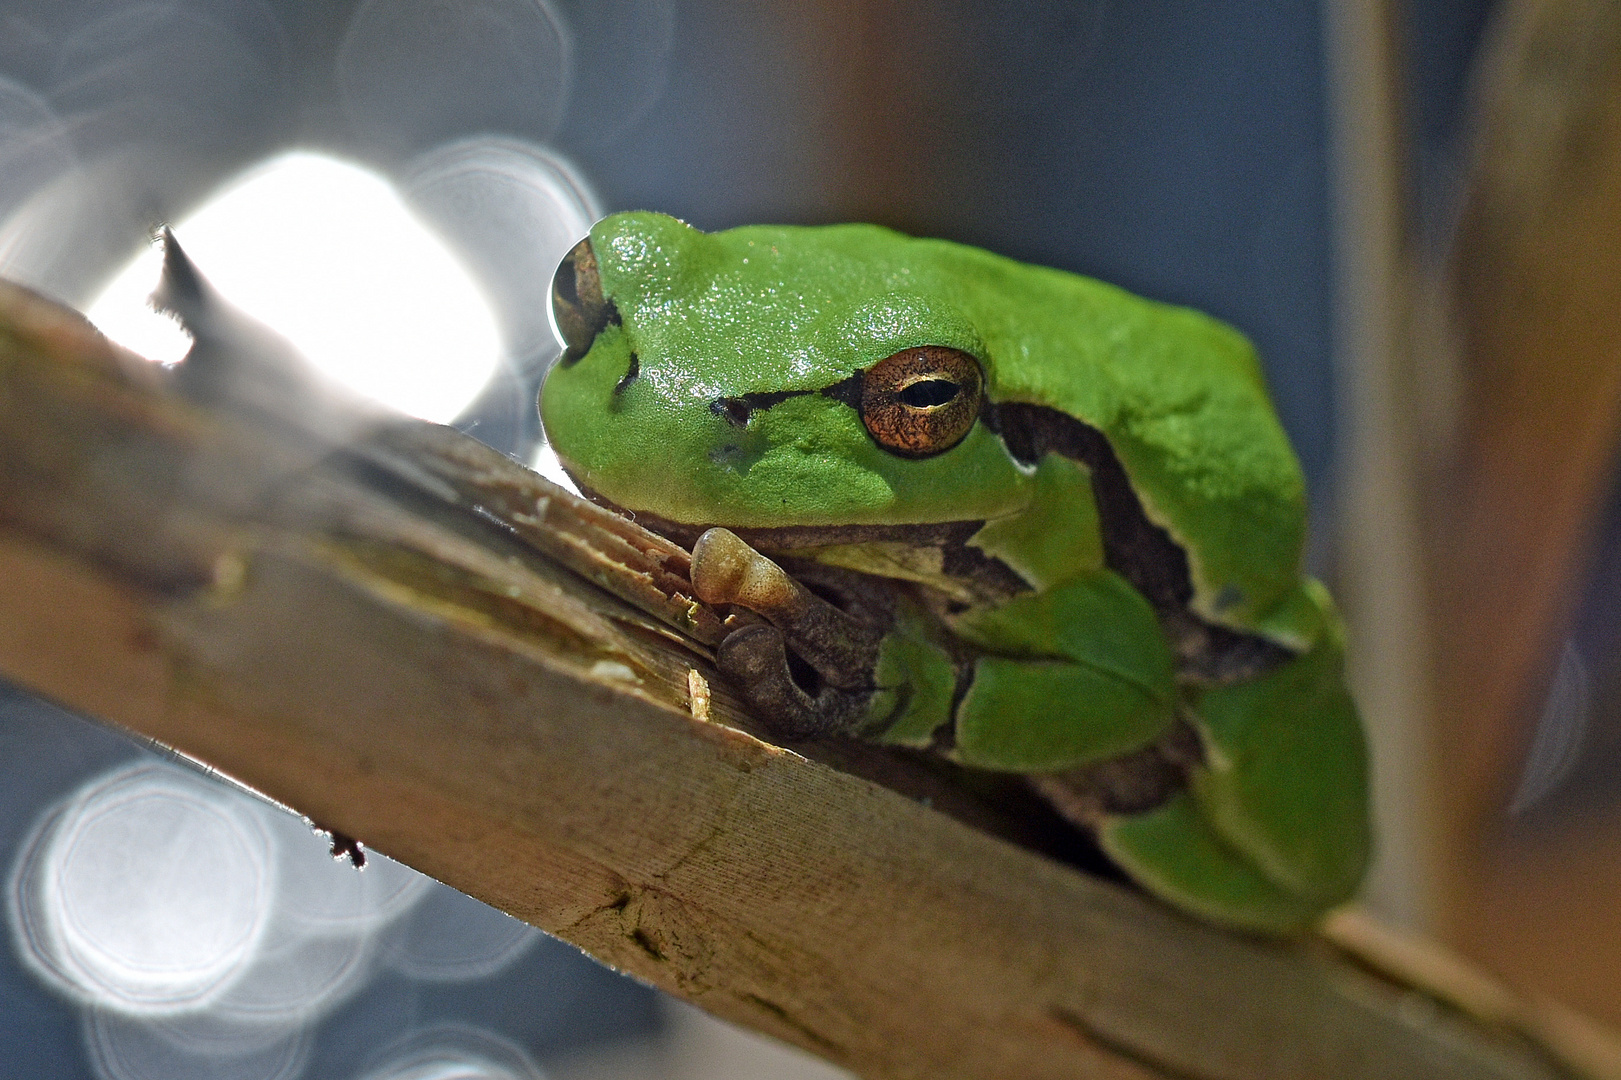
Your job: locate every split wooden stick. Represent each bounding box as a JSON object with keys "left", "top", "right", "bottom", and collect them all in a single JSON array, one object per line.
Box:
[{"left": 0, "top": 279, "right": 1610, "bottom": 1079}]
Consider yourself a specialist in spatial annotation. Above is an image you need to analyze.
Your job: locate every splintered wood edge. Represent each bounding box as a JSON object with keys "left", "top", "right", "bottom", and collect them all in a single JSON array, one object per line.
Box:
[
  {"left": 358, "top": 422, "right": 732, "bottom": 647},
  {"left": 0, "top": 277, "right": 1594, "bottom": 1080}
]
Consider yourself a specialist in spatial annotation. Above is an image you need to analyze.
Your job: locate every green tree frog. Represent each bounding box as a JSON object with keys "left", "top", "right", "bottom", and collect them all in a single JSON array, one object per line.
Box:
[{"left": 540, "top": 211, "right": 1369, "bottom": 934}]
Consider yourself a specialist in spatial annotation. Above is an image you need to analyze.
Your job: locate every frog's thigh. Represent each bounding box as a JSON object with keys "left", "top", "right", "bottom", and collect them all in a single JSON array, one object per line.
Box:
[
  {"left": 1098, "top": 793, "right": 1323, "bottom": 934},
  {"left": 1190, "top": 616, "right": 1371, "bottom": 908},
  {"left": 953, "top": 657, "right": 1174, "bottom": 771},
  {"left": 951, "top": 571, "right": 1176, "bottom": 772}
]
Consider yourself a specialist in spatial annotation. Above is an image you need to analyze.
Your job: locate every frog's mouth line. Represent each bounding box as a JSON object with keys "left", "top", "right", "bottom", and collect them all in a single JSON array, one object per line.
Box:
[
  {"left": 566, "top": 473, "right": 1290, "bottom": 685},
  {"left": 564, "top": 474, "right": 1034, "bottom": 612},
  {"left": 565, "top": 473, "right": 992, "bottom": 554}
]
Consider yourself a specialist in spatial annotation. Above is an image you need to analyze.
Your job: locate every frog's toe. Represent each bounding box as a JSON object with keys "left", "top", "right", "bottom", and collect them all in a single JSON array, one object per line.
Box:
[{"left": 716, "top": 623, "right": 871, "bottom": 739}]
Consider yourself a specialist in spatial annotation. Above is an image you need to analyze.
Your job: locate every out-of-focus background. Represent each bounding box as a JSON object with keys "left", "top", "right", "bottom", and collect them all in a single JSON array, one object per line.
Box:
[{"left": 1, "top": 0, "right": 1618, "bottom": 1076}]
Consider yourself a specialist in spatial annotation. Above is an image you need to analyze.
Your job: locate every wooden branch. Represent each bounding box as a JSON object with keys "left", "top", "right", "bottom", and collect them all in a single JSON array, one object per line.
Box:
[{"left": 0, "top": 281, "right": 1607, "bottom": 1080}]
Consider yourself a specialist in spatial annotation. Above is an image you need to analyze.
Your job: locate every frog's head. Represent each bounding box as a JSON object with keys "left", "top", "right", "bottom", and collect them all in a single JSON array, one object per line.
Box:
[{"left": 539, "top": 211, "right": 1031, "bottom": 530}]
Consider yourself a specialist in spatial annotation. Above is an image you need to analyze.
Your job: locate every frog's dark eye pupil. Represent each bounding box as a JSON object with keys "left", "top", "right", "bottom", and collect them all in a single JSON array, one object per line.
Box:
[{"left": 898, "top": 379, "right": 960, "bottom": 409}]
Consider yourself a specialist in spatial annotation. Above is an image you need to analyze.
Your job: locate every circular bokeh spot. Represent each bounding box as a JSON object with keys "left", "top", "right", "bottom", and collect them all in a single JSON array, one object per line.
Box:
[{"left": 9, "top": 763, "right": 272, "bottom": 1013}]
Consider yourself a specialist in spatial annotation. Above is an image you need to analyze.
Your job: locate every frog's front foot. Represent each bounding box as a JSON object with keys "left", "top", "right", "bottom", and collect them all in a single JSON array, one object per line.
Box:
[
  {"left": 711, "top": 622, "right": 873, "bottom": 737},
  {"left": 691, "top": 528, "right": 882, "bottom": 739}
]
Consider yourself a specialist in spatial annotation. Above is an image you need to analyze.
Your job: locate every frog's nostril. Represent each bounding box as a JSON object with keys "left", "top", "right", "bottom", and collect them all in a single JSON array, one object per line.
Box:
[{"left": 712, "top": 397, "right": 753, "bottom": 426}]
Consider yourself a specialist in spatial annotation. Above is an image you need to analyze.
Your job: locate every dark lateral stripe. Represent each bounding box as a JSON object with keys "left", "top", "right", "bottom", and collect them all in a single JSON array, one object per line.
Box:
[
  {"left": 983, "top": 401, "right": 1193, "bottom": 613},
  {"left": 983, "top": 401, "right": 1295, "bottom": 676}
]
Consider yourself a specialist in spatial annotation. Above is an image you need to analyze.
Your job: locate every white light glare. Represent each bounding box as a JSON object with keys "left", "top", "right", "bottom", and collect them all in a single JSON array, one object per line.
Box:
[
  {"left": 8, "top": 760, "right": 431, "bottom": 1030},
  {"left": 87, "top": 152, "right": 502, "bottom": 423},
  {"left": 9, "top": 766, "right": 272, "bottom": 1013}
]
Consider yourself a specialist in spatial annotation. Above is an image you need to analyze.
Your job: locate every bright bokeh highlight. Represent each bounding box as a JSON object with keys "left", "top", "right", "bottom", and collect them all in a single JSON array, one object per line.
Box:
[
  {"left": 86, "top": 152, "right": 502, "bottom": 423},
  {"left": 10, "top": 766, "right": 272, "bottom": 1014}
]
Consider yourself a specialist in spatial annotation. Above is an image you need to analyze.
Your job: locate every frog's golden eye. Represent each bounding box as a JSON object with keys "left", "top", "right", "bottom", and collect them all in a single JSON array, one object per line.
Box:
[
  {"left": 551, "top": 237, "right": 618, "bottom": 363},
  {"left": 858, "top": 346, "right": 984, "bottom": 458}
]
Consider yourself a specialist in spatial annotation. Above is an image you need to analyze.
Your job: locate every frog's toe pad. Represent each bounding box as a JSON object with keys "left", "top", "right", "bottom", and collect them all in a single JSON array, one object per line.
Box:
[{"left": 692, "top": 528, "right": 797, "bottom": 614}]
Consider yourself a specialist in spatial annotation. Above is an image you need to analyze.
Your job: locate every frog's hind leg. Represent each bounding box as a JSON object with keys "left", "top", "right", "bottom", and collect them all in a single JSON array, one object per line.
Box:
[
  {"left": 1100, "top": 588, "right": 1371, "bottom": 934},
  {"left": 1096, "top": 791, "right": 1325, "bottom": 934},
  {"left": 1028, "top": 722, "right": 1324, "bottom": 934},
  {"left": 947, "top": 569, "right": 1180, "bottom": 772},
  {"left": 1181, "top": 594, "right": 1371, "bottom": 915}
]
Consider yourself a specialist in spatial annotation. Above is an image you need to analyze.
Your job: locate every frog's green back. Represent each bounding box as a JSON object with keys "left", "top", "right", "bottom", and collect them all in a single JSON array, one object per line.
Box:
[
  {"left": 583, "top": 212, "right": 1309, "bottom": 640},
  {"left": 877, "top": 232, "right": 1309, "bottom": 640}
]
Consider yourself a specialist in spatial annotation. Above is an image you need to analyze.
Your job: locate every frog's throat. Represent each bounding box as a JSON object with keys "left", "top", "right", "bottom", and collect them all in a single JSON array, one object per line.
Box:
[
  {"left": 570, "top": 477, "right": 1021, "bottom": 579},
  {"left": 573, "top": 487, "right": 980, "bottom": 553}
]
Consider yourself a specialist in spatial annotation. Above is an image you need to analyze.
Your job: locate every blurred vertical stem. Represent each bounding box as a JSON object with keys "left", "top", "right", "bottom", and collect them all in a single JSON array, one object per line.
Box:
[
  {"left": 1324, "top": 0, "right": 1441, "bottom": 933},
  {"left": 1434, "top": 0, "right": 1621, "bottom": 862}
]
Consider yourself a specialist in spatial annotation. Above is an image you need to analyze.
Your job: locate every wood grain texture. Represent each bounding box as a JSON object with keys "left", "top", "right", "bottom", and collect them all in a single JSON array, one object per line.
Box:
[{"left": 0, "top": 280, "right": 1597, "bottom": 1079}]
